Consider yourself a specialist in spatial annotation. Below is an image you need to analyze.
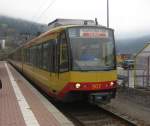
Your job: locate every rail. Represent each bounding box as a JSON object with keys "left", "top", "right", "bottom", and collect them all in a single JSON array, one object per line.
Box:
[{"left": 54, "top": 102, "right": 137, "bottom": 126}]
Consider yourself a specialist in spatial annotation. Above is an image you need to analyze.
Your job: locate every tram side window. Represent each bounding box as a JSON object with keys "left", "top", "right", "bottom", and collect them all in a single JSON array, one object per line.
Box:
[
  {"left": 42, "top": 42, "right": 49, "bottom": 70},
  {"left": 17, "top": 49, "right": 21, "bottom": 62},
  {"left": 16, "top": 50, "right": 19, "bottom": 61},
  {"left": 23, "top": 48, "right": 27, "bottom": 63},
  {"left": 49, "top": 40, "right": 55, "bottom": 72},
  {"left": 30, "top": 47, "right": 34, "bottom": 65},
  {"left": 59, "top": 33, "right": 69, "bottom": 72},
  {"left": 26, "top": 48, "right": 30, "bottom": 64},
  {"left": 37, "top": 44, "right": 43, "bottom": 68},
  {"left": 55, "top": 39, "right": 59, "bottom": 72},
  {"left": 32, "top": 46, "right": 37, "bottom": 66}
]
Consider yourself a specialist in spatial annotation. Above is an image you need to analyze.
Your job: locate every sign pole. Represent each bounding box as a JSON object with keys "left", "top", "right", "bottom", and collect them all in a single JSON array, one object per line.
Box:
[{"left": 107, "top": 0, "right": 109, "bottom": 28}]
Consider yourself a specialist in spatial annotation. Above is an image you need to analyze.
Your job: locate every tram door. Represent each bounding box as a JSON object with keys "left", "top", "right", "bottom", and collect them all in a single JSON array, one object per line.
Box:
[
  {"left": 52, "top": 32, "right": 70, "bottom": 93},
  {"left": 50, "top": 38, "right": 59, "bottom": 93},
  {"left": 58, "top": 32, "right": 70, "bottom": 89}
]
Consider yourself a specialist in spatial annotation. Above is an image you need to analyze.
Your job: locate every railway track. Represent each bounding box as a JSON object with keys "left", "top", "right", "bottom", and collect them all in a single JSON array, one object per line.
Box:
[{"left": 54, "top": 102, "right": 137, "bottom": 126}]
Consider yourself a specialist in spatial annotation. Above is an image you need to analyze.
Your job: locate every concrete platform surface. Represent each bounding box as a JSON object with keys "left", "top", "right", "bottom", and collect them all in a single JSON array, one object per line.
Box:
[{"left": 0, "top": 61, "right": 74, "bottom": 126}]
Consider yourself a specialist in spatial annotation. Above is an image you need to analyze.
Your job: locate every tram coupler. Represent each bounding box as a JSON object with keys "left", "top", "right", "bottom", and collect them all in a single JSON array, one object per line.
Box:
[{"left": 88, "top": 93, "right": 111, "bottom": 104}]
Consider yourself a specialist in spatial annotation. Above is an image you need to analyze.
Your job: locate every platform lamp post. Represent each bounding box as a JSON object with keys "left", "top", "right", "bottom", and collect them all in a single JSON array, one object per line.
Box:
[{"left": 107, "top": 0, "right": 109, "bottom": 28}]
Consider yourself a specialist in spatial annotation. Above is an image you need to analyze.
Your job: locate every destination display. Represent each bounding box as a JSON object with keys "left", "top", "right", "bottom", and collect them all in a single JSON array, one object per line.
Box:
[
  {"left": 68, "top": 28, "right": 109, "bottom": 38},
  {"left": 80, "top": 29, "right": 108, "bottom": 38}
]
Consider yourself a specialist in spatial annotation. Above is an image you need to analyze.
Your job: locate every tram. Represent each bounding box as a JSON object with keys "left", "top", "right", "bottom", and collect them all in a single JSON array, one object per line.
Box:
[{"left": 8, "top": 19, "right": 117, "bottom": 103}]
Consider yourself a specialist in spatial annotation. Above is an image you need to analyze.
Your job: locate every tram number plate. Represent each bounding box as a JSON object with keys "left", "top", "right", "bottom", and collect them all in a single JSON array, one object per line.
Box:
[{"left": 92, "top": 84, "right": 101, "bottom": 89}]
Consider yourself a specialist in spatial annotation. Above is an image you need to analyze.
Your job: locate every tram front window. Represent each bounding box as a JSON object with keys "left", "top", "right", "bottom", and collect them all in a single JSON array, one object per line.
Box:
[{"left": 68, "top": 27, "right": 116, "bottom": 71}]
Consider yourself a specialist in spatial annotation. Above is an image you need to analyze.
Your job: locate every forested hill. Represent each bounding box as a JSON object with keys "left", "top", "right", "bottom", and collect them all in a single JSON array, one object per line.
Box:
[
  {"left": 0, "top": 15, "right": 46, "bottom": 34},
  {"left": 0, "top": 15, "right": 47, "bottom": 59},
  {"left": 116, "top": 35, "right": 150, "bottom": 54},
  {"left": 0, "top": 15, "right": 47, "bottom": 47}
]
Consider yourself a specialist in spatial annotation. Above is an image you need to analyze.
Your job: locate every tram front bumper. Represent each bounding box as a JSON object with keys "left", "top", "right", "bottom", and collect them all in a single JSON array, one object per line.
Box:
[{"left": 88, "top": 92, "right": 112, "bottom": 104}]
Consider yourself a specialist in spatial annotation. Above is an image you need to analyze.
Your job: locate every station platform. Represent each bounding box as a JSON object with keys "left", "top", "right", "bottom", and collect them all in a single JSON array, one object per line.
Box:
[{"left": 0, "top": 61, "right": 74, "bottom": 126}]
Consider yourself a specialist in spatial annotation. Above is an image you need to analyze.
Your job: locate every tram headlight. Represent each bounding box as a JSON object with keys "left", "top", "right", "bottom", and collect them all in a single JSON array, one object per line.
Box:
[
  {"left": 75, "top": 83, "right": 81, "bottom": 88},
  {"left": 110, "top": 82, "right": 114, "bottom": 86}
]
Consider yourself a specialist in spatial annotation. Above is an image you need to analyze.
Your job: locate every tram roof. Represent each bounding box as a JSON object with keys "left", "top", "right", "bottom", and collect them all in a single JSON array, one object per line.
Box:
[
  {"left": 25, "top": 24, "right": 109, "bottom": 44},
  {"left": 9, "top": 24, "right": 113, "bottom": 54}
]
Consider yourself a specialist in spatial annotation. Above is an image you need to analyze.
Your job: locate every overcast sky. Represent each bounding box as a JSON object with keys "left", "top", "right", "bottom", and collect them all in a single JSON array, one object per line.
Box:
[{"left": 0, "top": 0, "right": 150, "bottom": 38}]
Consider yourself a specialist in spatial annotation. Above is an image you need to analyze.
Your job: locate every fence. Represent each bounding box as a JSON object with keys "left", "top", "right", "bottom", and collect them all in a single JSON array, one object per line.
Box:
[
  {"left": 134, "top": 44, "right": 150, "bottom": 89},
  {"left": 117, "top": 44, "right": 150, "bottom": 89},
  {"left": 117, "top": 67, "right": 134, "bottom": 88}
]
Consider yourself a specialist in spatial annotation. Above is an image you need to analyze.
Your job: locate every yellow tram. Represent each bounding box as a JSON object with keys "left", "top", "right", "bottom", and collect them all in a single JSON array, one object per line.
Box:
[{"left": 9, "top": 19, "right": 117, "bottom": 103}]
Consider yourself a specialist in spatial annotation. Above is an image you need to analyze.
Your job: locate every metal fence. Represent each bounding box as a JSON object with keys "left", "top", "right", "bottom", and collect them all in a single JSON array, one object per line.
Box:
[
  {"left": 134, "top": 43, "right": 150, "bottom": 89},
  {"left": 117, "top": 43, "right": 150, "bottom": 89},
  {"left": 117, "top": 67, "right": 134, "bottom": 88}
]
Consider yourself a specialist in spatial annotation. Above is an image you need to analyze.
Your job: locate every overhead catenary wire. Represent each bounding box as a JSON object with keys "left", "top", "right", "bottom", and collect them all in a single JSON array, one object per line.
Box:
[
  {"left": 25, "top": 0, "right": 57, "bottom": 41},
  {"left": 35, "top": 0, "right": 57, "bottom": 22},
  {"left": 30, "top": 0, "right": 49, "bottom": 22},
  {"left": 24, "top": 1, "right": 48, "bottom": 39}
]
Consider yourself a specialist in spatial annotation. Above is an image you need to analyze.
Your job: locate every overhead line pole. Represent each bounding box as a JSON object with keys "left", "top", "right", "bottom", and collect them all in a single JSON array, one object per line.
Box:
[{"left": 107, "top": 0, "right": 109, "bottom": 28}]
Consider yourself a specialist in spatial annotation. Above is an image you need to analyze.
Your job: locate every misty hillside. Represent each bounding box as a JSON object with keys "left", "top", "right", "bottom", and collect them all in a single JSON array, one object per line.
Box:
[
  {"left": 0, "top": 15, "right": 47, "bottom": 59},
  {"left": 0, "top": 15, "right": 46, "bottom": 35},
  {"left": 0, "top": 15, "right": 47, "bottom": 47},
  {"left": 116, "top": 35, "right": 150, "bottom": 54}
]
